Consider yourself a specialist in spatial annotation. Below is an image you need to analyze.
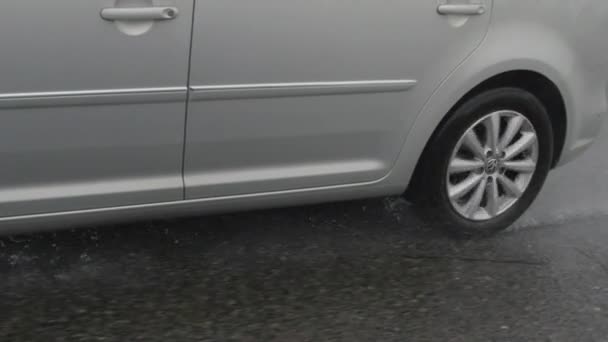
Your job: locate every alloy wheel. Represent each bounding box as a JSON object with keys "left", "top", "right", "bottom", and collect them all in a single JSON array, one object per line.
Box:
[{"left": 446, "top": 110, "right": 539, "bottom": 221}]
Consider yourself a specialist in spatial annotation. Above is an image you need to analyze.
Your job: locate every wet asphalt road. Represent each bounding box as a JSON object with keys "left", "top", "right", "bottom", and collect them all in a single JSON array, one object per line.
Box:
[{"left": 2, "top": 122, "right": 608, "bottom": 341}]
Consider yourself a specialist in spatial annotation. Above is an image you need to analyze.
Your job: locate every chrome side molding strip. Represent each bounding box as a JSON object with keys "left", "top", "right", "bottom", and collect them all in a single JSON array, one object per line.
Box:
[{"left": 189, "top": 80, "right": 417, "bottom": 100}]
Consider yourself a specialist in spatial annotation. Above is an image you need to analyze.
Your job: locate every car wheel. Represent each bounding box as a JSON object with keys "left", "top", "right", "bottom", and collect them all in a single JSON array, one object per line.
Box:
[{"left": 408, "top": 87, "right": 554, "bottom": 236}]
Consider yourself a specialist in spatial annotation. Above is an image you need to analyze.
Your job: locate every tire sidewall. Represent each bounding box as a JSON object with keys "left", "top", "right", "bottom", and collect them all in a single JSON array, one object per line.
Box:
[{"left": 427, "top": 88, "right": 554, "bottom": 236}]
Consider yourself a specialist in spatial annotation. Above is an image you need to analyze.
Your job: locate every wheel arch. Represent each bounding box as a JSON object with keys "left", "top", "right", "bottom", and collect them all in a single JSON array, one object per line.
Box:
[
  {"left": 389, "top": 18, "right": 590, "bottom": 196},
  {"left": 427, "top": 70, "right": 567, "bottom": 169},
  {"left": 407, "top": 69, "right": 568, "bottom": 199},
  {"left": 397, "top": 64, "right": 573, "bottom": 198}
]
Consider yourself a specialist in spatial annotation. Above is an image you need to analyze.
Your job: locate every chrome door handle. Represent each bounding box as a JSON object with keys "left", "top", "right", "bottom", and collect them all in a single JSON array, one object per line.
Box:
[
  {"left": 100, "top": 7, "right": 179, "bottom": 21},
  {"left": 437, "top": 4, "right": 486, "bottom": 16}
]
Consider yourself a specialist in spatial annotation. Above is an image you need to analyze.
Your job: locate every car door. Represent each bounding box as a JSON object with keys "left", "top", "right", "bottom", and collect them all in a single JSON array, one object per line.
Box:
[
  {"left": 0, "top": 0, "right": 193, "bottom": 217},
  {"left": 184, "top": 0, "right": 492, "bottom": 199}
]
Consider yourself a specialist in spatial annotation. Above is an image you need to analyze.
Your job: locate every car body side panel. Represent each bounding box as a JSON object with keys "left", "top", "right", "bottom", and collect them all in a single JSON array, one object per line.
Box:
[
  {"left": 0, "top": 0, "right": 194, "bottom": 217},
  {"left": 3, "top": 0, "right": 494, "bottom": 229},
  {"left": 0, "top": 1, "right": 191, "bottom": 93},
  {"left": 2, "top": 0, "right": 608, "bottom": 232},
  {"left": 184, "top": 0, "right": 493, "bottom": 199},
  {"left": 0, "top": 94, "right": 187, "bottom": 217}
]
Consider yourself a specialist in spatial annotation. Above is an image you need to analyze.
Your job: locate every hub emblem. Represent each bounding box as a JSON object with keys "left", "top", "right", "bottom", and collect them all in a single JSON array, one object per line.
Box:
[{"left": 486, "top": 158, "right": 499, "bottom": 174}]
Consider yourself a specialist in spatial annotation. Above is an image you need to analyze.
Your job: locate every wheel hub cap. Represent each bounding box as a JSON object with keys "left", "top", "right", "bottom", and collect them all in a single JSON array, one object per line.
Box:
[{"left": 485, "top": 158, "right": 499, "bottom": 174}]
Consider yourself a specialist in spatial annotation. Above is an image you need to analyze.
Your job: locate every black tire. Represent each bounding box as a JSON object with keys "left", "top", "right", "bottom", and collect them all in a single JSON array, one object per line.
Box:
[{"left": 407, "top": 87, "right": 554, "bottom": 237}]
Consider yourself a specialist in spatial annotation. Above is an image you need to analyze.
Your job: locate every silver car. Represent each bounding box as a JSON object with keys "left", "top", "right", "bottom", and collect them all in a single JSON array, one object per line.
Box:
[{"left": 1, "top": 1, "right": 606, "bottom": 236}]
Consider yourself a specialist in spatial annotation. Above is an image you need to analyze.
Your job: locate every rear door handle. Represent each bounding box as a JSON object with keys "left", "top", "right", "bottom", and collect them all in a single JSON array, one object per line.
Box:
[
  {"left": 437, "top": 4, "right": 486, "bottom": 16},
  {"left": 100, "top": 7, "right": 179, "bottom": 21}
]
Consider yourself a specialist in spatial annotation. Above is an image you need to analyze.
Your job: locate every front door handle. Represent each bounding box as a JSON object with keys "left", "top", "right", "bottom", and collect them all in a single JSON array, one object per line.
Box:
[
  {"left": 100, "top": 7, "right": 179, "bottom": 21},
  {"left": 437, "top": 4, "right": 486, "bottom": 16}
]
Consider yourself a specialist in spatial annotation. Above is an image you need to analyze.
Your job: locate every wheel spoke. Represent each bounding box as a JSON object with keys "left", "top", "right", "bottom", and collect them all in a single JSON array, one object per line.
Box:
[
  {"left": 449, "top": 173, "right": 484, "bottom": 199},
  {"left": 486, "top": 176, "right": 500, "bottom": 216},
  {"left": 446, "top": 111, "right": 538, "bottom": 221},
  {"left": 497, "top": 174, "right": 523, "bottom": 198},
  {"left": 484, "top": 113, "right": 501, "bottom": 152},
  {"left": 499, "top": 116, "right": 524, "bottom": 150},
  {"left": 503, "top": 159, "right": 536, "bottom": 173},
  {"left": 449, "top": 158, "right": 484, "bottom": 174},
  {"left": 504, "top": 132, "right": 537, "bottom": 160},
  {"left": 463, "top": 130, "right": 486, "bottom": 159},
  {"left": 464, "top": 177, "right": 488, "bottom": 218}
]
